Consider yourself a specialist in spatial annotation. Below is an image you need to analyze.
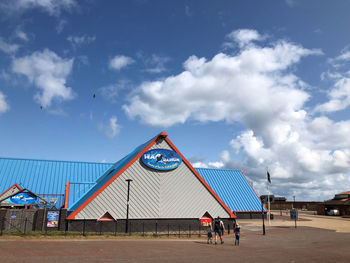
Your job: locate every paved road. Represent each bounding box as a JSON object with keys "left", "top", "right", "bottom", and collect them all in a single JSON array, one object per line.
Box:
[{"left": 1, "top": 226, "right": 350, "bottom": 263}]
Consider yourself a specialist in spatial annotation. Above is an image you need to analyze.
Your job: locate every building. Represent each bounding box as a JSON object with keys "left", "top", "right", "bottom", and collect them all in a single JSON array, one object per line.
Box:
[
  {"left": 324, "top": 191, "right": 350, "bottom": 216},
  {"left": 0, "top": 132, "right": 265, "bottom": 230}
]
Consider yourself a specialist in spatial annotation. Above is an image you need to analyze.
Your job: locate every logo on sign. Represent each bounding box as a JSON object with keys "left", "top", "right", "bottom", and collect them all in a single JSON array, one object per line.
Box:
[
  {"left": 9, "top": 192, "right": 37, "bottom": 205},
  {"left": 141, "top": 149, "right": 182, "bottom": 170}
]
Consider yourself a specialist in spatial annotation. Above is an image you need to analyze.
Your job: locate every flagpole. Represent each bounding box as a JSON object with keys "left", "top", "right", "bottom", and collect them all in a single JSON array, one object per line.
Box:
[{"left": 267, "top": 183, "right": 271, "bottom": 226}]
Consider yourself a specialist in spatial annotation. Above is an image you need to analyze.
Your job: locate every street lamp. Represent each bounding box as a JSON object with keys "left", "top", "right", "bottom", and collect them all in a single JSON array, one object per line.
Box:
[
  {"left": 125, "top": 179, "right": 133, "bottom": 233},
  {"left": 293, "top": 195, "right": 297, "bottom": 229},
  {"left": 261, "top": 199, "right": 266, "bottom": 235}
]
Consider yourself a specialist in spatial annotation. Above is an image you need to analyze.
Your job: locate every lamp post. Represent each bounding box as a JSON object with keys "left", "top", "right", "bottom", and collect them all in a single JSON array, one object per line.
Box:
[
  {"left": 261, "top": 199, "right": 266, "bottom": 235},
  {"left": 125, "top": 179, "right": 133, "bottom": 233},
  {"left": 293, "top": 195, "right": 297, "bottom": 228}
]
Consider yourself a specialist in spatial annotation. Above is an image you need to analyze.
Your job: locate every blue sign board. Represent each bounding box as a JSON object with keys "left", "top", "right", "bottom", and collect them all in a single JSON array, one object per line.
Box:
[
  {"left": 141, "top": 149, "right": 182, "bottom": 170},
  {"left": 8, "top": 192, "right": 37, "bottom": 205}
]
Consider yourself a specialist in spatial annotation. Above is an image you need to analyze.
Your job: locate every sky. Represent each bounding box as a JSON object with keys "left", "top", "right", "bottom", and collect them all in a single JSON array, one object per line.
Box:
[{"left": 1, "top": 0, "right": 350, "bottom": 201}]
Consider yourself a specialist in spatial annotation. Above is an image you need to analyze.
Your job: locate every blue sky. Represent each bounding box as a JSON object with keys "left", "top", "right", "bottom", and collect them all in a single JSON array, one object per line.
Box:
[{"left": 1, "top": 0, "right": 350, "bottom": 201}]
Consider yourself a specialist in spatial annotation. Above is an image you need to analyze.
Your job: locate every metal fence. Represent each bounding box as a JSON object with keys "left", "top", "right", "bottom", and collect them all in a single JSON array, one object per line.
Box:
[{"left": 0, "top": 217, "right": 234, "bottom": 237}]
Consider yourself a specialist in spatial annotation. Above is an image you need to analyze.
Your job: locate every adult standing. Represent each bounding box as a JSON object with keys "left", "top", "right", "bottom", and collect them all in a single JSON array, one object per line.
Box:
[
  {"left": 234, "top": 223, "right": 241, "bottom": 246},
  {"left": 213, "top": 216, "right": 225, "bottom": 244}
]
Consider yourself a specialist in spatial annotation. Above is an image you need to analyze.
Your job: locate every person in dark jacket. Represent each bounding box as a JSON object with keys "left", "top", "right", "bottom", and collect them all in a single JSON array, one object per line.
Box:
[
  {"left": 234, "top": 223, "right": 241, "bottom": 246},
  {"left": 213, "top": 216, "right": 225, "bottom": 244}
]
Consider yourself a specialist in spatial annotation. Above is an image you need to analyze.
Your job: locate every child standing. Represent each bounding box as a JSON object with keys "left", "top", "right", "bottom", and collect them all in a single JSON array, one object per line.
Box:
[
  {"left": 234, "top": 223, "right": 241, "bottom": 246},
  {"left": 207, "top": 222, "right": 213, "bottom": 244}
]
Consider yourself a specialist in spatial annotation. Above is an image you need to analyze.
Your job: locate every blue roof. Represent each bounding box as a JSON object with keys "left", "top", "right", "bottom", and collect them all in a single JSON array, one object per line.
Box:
[
  {"left": 0, "top": 157, "right": 112, "bottom": 208},
  {"left": 67, "top": 134, "right": 157, "bottom": 211},
  {"left": 196, "top": 168, "right": 265, "bottom": 212}
]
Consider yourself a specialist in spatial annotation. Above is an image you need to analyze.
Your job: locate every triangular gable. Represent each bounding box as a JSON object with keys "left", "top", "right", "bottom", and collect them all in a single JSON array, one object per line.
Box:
[
  {"left": 0, "top": 187, "right": 48, "bottom": 207},
  {"left": 98, "top": 211, "right": 115, "bottom": 221},
  {"left": 67, "top": 133, "right": 161, "bottom": 218},
  {"left": 163, "top": 136, "right": 235, "bottom": 218},
  {"left": 68, "top": 132, "right": 235, "bottom": 219},
  {"left": 0, "top": 183, "right": 22, "bottom": 200}
]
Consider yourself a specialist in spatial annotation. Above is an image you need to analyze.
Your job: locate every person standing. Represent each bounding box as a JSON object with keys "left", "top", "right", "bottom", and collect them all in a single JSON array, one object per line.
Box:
[
  {"left": 207, "top": 222, "right": 213, "bottom": 244},
  {"left": 234, "top": 223, "right": 241, "bottom": 246},
  {"left": 213, "top": 216, "right": 225, "bottom": 244}
]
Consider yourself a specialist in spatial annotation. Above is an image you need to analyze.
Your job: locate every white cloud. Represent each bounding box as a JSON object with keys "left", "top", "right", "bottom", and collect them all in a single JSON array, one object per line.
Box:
[
  {"left": 67, "top": 35, "right": 96, "bottom": 47},
  {"left": 109, "top": 55, "right": 135, "bottom": 71},
  {"left": 12, "top": 49, "right": 75, "bottom": 107},
  {"left": 124, "top": 37, "right": 320, "bottom": 127},
  {"left": 1, "top": 0, "right": 77, "bottom": 17},
  {"left": 0, "top": 37, "right": 19, "bottom": 54},
  {"left": 314, "top": 77, "right": 350, "bottom": 113},
  {"left": 192, "top": 161, "right": 224, "bottom": 169},
  {"left": 99, "top": 80, "right": 130, "bottom": 103},
  {"left": 334, "top": 51, "right": 350, "bottom": 62},
  {"left": 0, "top": 92, "right": 10, "bottom": 114},
  {"left": 56, "top": 19, "right": 68, "bottom": 34},
  {"left": 123, "top": 29, "right": 350, "bottom": 201},
  {"left": 317, "top": 49, "right": 350, "bottom": 113},
  {"left": 144, "top": 54, "right": 171, "bottom": 73},
  {"left": 329, "top": 50, "right": 350, "bottom": 66},
  {"left": 225, "top": 29, "right": 264, "bottom": 48},
  {"left": 99, "top": 116, "right": 120, "bottom": 139},
  {"left": 15, "top": 28, "right": 29, "bottom": 41}
]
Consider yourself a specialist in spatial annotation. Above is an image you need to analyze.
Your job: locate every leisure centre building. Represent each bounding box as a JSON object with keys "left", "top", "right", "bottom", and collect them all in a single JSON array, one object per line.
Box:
[{"left": 0, "top": 132, "right": 264, "bottom": 229}]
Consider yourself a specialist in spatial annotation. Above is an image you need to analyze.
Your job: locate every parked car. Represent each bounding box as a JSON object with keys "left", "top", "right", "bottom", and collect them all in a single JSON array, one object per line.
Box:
[{"left": 327, "top": 209, "right": 340, "bottom": 216}]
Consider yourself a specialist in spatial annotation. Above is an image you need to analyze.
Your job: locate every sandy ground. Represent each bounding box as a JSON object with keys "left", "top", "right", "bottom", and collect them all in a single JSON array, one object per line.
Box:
[{"left": 240, "top": 210, "right": 350, "bottom": 233}]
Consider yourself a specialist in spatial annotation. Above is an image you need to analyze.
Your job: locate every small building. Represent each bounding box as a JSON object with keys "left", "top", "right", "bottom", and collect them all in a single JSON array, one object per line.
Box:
[
  {"left": 324, "top": 191, "right": 350, "bottom": 216},
  {"left": 260, "top": 195, "right": 287, "bottom": 204}
]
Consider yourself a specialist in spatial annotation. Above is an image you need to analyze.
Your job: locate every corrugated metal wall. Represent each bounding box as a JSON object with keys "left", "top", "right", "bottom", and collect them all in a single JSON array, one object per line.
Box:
[
  {"left": 0, "top": 158, "right": 112, "bottom": 208},
  {"left": 75, "top": 139, "right": 230, "bottom": 220}
]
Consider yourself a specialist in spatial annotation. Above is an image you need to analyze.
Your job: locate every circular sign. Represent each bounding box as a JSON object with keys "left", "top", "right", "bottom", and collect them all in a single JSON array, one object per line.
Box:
[{"left": 141, "top": 149, "right": 182, "bottom": 170}]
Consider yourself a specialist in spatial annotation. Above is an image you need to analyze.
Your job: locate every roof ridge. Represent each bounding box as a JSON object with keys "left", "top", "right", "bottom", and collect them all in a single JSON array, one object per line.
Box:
[
  {"left": 194, "top": 167, "right": 241, "bottom": 171},
  {"left": 0, "top": 156, "right": 114, "bottom": 165}
]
